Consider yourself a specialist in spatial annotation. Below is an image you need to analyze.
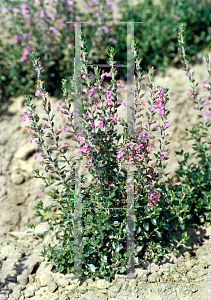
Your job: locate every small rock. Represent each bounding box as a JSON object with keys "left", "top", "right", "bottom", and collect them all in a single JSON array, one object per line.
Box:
[
  {"left": 55, "top": 276, "right": 69, "bottom": 288},
  {"left": 17, "top": 273, "right": 28, "bottom": 285},
  {"left": 24, "top": 285, "right": 36, "bottom": 297},
  {"left": 0, "top": 136, "right": 7, "bottom": 145},
  {"left": 10, "top": 173, "right": 25, "bottom": 185},
  {"left": 1, "top": 245, "right": 16, "bottom": 258},
  {"left": 47, "top": 279, "right": 58, "bottom": 293},
  {"left": 148, "top": 274, "right": 159, "bottom": 283}
]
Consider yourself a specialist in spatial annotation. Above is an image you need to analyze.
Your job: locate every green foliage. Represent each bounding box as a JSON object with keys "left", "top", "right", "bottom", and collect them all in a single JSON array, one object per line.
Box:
[
  {"left": 24, "top": 23, "right": 211, "bottom": 283},
  {"left": 1, "top": 0, "right": 211, "bottom": 109},
  {"left": 114, "top": 0, "right": 211, "bottom": 79},
  {"left": 165, "top": 124, "right": 211, "bottom": 229}
]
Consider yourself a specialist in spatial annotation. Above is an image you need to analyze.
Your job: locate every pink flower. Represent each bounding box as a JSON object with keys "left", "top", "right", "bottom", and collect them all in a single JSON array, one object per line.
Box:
[
  {"left": 49, "top": 13, "right": 55, "bottom": 19},
  {"left": 159, "top": 106, "right": 164, "bottom": 115},
  {"left": 62, "top": 143, "right": 70, "bottom": 149},
  {"left": 110, "top": 114, "right": 119, "bottom": 123},
  {"left": 102, "top": 26, "right": 109, "bottom": 34},
  {"left": 21, "top": 47, "right": 30, "bottom": 62},
  {"left": 184, "top": 71, "right": 188, "bottom": 75},
  {"left": 1, "top": 7, "right": 7, "bottom": 13},
  {"left": 165, "top": 118, "right": 170, "bottom": 127},
  {"left": 160, "top": 151, "right": 165, "bottom": 159},
  {"left": 120, "top": 101, "right": 127, "bottom": 106},
  {"left": 126, "top": 142, "right": 134, "bottom": 149},
  {"left": 88, "top": 157, "right": 92, "bottom": 166},
  {"left": 86, "top": 112, "right": 89, "bottom": 118},
  {"left": 90, "top": 120, "right": 95, "bottom": 128},
  {"left": 22, "top": 4, "right": 29, "bottom": 16},
  {"left": 14, "top": 35, "right": 18, "bottom": 43},
  {"left": 57, "top": 101, "right": 67, "bottom": 110},
  {"left": 204, "top": 110, "right": 211, "bottom": 116},
  {"left": 78, "top": 147, "right": 82, "bottom": 155},
  {"left": 108, "top": 98, "right": 113, "bottom": 106},
  {"left": 100, "top": 120, "right": 104, "bottom": 128},
  {"left": 187, "top": 90, "right": 194, "bottom": 96},
  {"left": 82, "top": 87, "right": 88, "bottom": 94},
  {"left": 109, "top": 37, "right": 117, "bottom": 44},
  {"left": 67, "top": 0, "right": 73, "bottom": 4},
  {"left": 117, "top": 80, "right": 125, "bottom": 87},
  {"left": 34, "top": 152, "right": 42, "bottom": 160},
  {"left": 23, "top": 33, "right": 30, "bottom": 38},
  {"left": 35, "top": 88, "right": 42, "bottom": 97},
  {"left": 116, "top": 149, "right": 123, "bottom": 160},
  {"left": 60, "top": 18, "right": 65, "bottom": 24},
  {"left": 173, "top": 14, "right": 180, "bottom": 20},
  {"left": 22, "top": 113, "right": 30, "bottom": 122},
  {"left": 202, "top": 82, "right": 207, "bottom": 89},
  {"left": 83, "top": 143, "right": 89, "bottom": 152},
  {"left": 50, "top": 27, "right": 57, "bottom": 33},
  {"left": 203, "top": 100, "right": 210, "bottom": 105},
  {"left": 89, "top": 87, "right": 95, "bottom": 96},
  {"left": 40, "top": 10, "right": 44, "bottom": 18},
  {"left": 107, "top": 2, "right": 115, "bottom": 8},
  {"left": 77, "top": 135, "right": 84, "bottom": 141}
]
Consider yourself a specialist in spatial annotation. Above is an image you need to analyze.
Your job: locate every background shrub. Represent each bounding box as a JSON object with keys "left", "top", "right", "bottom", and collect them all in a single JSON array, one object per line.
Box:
[{"left": 0, "top": 0, "right": 211, "bottom": 109}]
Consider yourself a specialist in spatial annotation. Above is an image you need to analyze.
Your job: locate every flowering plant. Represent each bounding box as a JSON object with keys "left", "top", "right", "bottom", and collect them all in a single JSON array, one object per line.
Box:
[
  {"left": 161, "top": 23, "right": 211, "bottom": 229},
  {"left": 23, "top": 30, "right": 193, "bottom": 282}
]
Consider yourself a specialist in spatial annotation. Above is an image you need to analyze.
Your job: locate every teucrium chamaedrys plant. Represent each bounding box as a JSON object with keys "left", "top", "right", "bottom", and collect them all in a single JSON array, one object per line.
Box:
[
  {"left": 162, "top": 23, "right": 211, "bottom": 229},
  {"left": 23, "top": 31, "right": 191, "bottom": 282}
]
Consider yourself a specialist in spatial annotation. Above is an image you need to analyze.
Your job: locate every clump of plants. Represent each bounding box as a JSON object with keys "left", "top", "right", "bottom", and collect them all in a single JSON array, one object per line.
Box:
[
  {"left": 1, "top": 0, "right": 211, "bottom": 109},
  {"left": 21, "top": 23, "right": 211, "bottom": 283},
  {"left": 115, "top": 0, "right": 211, "bottom": 79}
]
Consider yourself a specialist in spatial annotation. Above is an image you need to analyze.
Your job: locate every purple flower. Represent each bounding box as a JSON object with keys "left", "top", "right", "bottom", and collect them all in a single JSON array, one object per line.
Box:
[
  {"left": 60, "top": 18, "right": 65, "bottom": 24},
  {"left": 102, "top": 26, "right": 109, "bottom": 34},
  {"left": 21, "top": 47, "right": 30, "bottom": 62},
  {"left": 165, "top": 118, "right": 170, "bottom": 127},
  {"left": 173, "top": 14, "right": 180, "bottom": 20},
  {"left": 14, "top": 35, "right": 18, "bottom": 43},
  {"left": 22, "top": 4, "right": 29, "bottom": 16},
  {"left": 1, "top": 7, "right": 7, "bottom": 13},
  {"left": 88, "top": 157, "right": 92, "bottom": 166},
  {"left": 50, "top": 26, "right": 57, "bottom": 33},
  {"left": 159, "top": 106, "right": 164, "bottom": 115},
  {"left": 109, "top": 37, "right": 117, "bottom": 44},
  {"left": 160, "top": 151, "right": 165, "bottom": 159},
  {"left": 120, "top": 101, "right": 127, "bottom": 106},
  {"left": 107, "top": 1, "right": 115, "bottom": 8},
  {"left": 24, "top": 33, "right": 31, "bottom": 38},
  {"left": 204, "top": 110, "right": 211, "bottom": 116},
  {"left": 40, "top": 10, "right": 45, "bottom": 18},
  {"left": 34, "top": 152, "right": 42, "bottom": 160}
]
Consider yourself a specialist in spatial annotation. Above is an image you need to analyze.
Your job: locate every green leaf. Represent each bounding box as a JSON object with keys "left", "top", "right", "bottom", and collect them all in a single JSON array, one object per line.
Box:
[
  {"left": 143, "top": 222, "right": 149, "bottom": 231},
  {"left": 151, "top": 218, "right": 157, "bottom": 226}
]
